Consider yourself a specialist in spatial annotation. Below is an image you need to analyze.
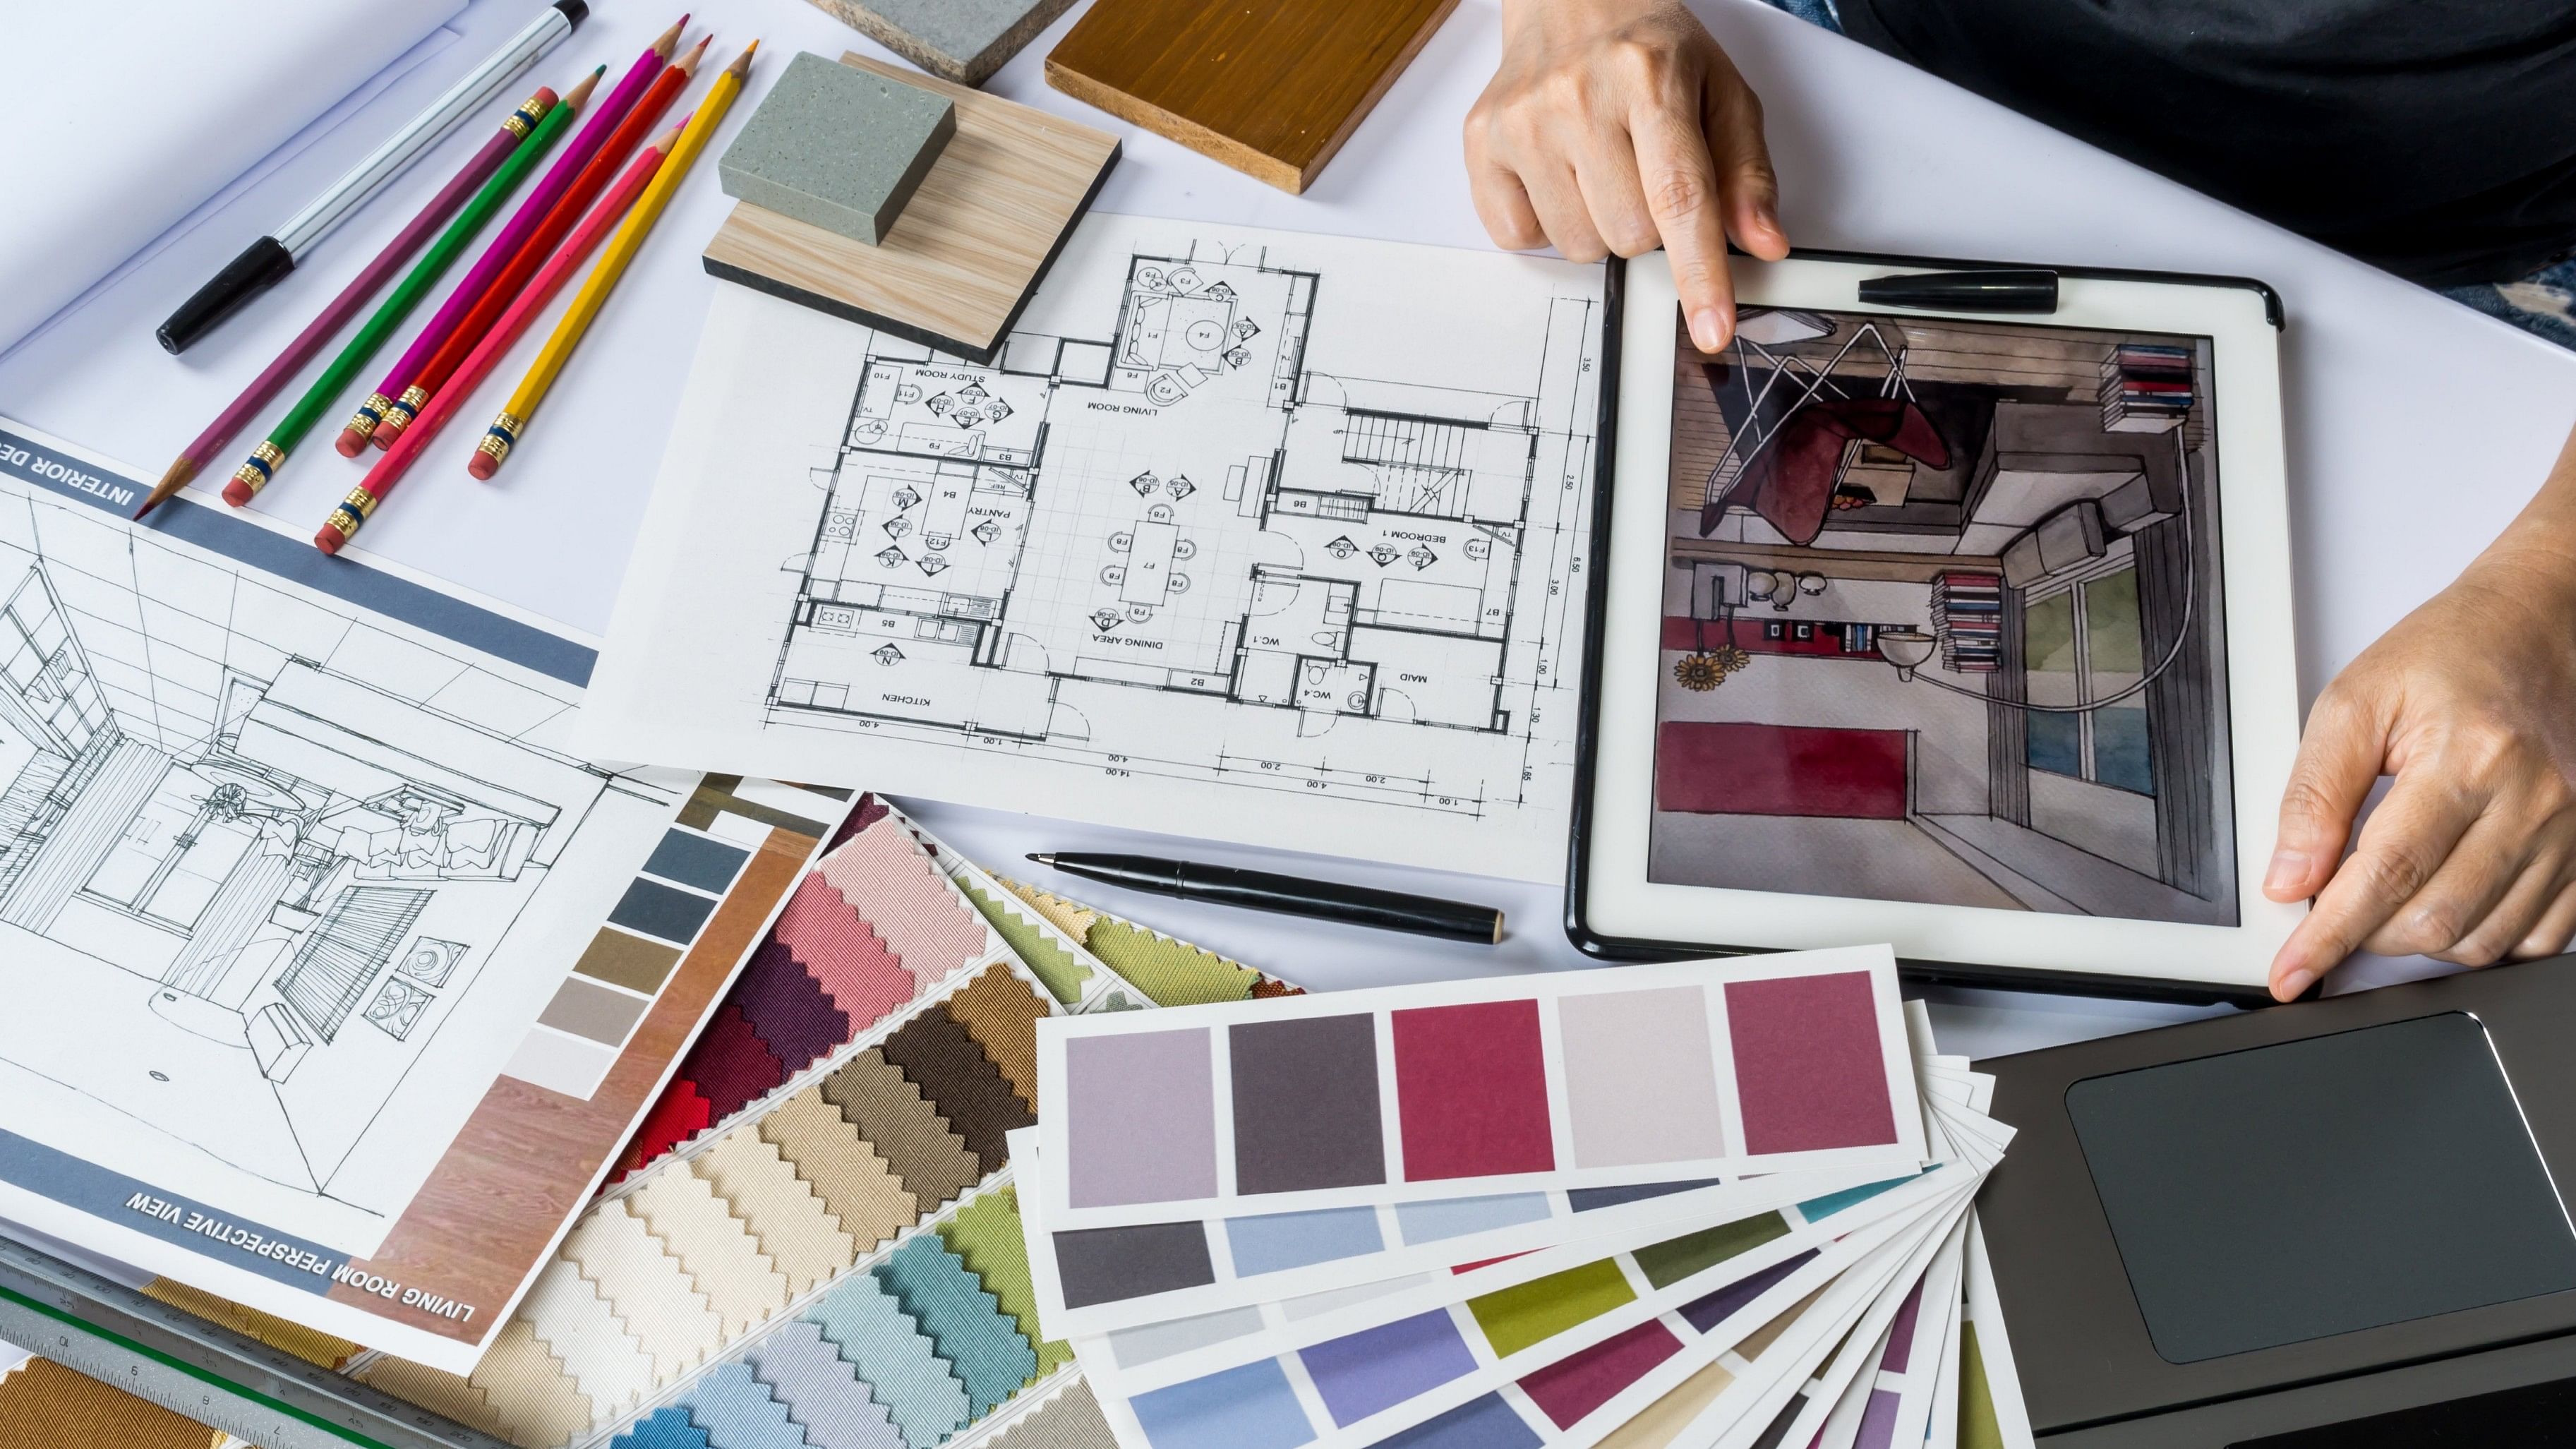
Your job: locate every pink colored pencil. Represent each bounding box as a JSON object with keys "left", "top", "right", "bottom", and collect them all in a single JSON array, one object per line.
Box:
[
  {"left": 134, "top": 99, "right": 547, "bottom": 519},
  {"left": 315, "top": 124, "right": 679, "bottom": 554},
  {"left": 330, "top": 56, "right": 634, "bottom": 455}
]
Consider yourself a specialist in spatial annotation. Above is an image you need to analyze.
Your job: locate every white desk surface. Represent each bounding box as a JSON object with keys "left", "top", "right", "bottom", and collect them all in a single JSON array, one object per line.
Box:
[{"left": 6, "top": 0, "right": 2572, "bottom": 1062}]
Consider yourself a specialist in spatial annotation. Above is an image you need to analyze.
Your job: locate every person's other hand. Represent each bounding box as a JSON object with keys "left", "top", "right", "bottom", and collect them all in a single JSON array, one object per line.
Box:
[
  {"left": 2265, "top": 514, "right": 2576, "bottom": 999},
  {"left": 1465, "top": 0, "right": 1789, "bottom": 352}
]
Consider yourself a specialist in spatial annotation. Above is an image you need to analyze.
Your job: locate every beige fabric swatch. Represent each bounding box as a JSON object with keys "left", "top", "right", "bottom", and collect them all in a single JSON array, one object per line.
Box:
[
  {"left": 558, "top": 1197, "right": 727, "bottom": 1384},
  {"left": 518, "top": 1258, "right": 659, "bottom": 1419},
  {"left": 694, "top": 1129, "right": 860, "bottom": 1296},
  {"left": 356, "top": 1355, "right": 500, "bottom": 1437},
  {"left": 625, "top": 1167, "right": 791, "bottom": 1339},
  {"left": 758, "top": 1088, "right": 921, "bottom": 1249},
  {"left": 470, "top": 1318, "right": 592, "bottom": 1449},
  {"left": 987, "top": 1377, "right": 1119, "bottom": 1449}
]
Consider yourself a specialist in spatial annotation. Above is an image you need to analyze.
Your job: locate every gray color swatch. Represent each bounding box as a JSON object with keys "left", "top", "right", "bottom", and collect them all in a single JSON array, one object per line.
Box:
[
  {"left": 1230, "top": 1014, "right": 1387, "bottom": 1194},
  {"left": 721, "top": 52, "right": 956, "bottom": 245},
  {"left": 1053, "top": 1221, "right": 1216, "bottom": 1309}
]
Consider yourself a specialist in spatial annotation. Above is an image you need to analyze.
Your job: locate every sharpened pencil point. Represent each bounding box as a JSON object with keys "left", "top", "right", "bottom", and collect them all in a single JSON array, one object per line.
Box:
[
  {"left": 562, "top": 68, "right": 604, "bottom": 109},
  {"left": 728, "top": 40, "right": 756, "bottom": 77},
  {"left": 1028, "top": 854, "right": 1056, "bottom": 867},
  {"left": 651, "top": 121, "right": 686, "bottom": 150},
  {"left": 679, "top": 35, "right": 710, "bottom": 71},
  {"left": 137, "top": 457, "right": 197, "bottom": 518},
  {"left": 654, "top": 15, "right": 687, "bottom": 56}
]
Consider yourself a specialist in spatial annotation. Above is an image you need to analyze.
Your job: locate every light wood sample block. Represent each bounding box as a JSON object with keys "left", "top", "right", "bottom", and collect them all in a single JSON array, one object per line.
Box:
[
  {"left": 1044, "top": 0, "right": 1461, "bottom": 194},
  {"left": 702, "top": 52, "right": 1120, "bottom": 363}
]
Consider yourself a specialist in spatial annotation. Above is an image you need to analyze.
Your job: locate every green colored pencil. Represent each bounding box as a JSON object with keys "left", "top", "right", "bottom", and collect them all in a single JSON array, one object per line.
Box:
[{"left": 224, "top": 76, "right": 591, "bottom": 507}]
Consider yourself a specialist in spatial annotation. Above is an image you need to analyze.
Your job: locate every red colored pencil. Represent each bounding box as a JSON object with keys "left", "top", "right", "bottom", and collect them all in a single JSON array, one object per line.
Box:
[
  {"left": 368, "top": 23, "right": 705, "bottom": 453},
  {"left": 133, "top": 94, "right": 548, "bottom": 518},
  {"left": 315, "top": 124, "right": 680, "bottom": 554}
]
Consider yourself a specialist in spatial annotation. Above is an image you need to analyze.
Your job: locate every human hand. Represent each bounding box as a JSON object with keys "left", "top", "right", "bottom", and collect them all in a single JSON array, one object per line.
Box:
[
  {"left": 1465, "top": 0, "right": 1789, "bottom": 352},
  {"left": 2265, "top": 517, "right": 2576, "bottom": 1000}
]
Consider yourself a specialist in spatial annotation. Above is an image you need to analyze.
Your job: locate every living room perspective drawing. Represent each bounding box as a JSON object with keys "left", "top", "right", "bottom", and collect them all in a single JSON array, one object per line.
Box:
[
  {"left": 764, "top": 241, "right": 1598, "bottom": 822},
  {"left": 1651, "top": 307, "right": 2236, "bottom": 925},
  {"left": 0, "top": 483, "right": 678, "bottom": 1245}
]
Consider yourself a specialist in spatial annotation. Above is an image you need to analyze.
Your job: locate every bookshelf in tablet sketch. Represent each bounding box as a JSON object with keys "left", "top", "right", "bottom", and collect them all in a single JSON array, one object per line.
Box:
[
  {"left": 0, "top": 486, "right": 675, "bottom": 1234},
  {"left": 1651, "top": 308, "right": 2236, "bottom": 925},
  {"left": 763, "top": 242, "right": 1599, "bottom": 817}
]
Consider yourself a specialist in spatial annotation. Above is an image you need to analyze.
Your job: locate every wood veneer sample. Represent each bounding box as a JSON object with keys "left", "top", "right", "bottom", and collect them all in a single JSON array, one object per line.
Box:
[
  {"left": 703, "top": 52, "right": 1119, "bottom": 363},
  {"left": 1044, "top": 0, "right": 1462, "bottom": 193}
]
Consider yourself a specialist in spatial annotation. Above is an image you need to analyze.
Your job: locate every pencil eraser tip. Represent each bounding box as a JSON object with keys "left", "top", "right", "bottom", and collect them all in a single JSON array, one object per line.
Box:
[
  {"left": 222, "top": 480, "right": 254, "bottom": 507},
  {"left": 314, "top": 529, "right": 344, "bottom": 555},
  {"left": 467, "top": 452, "right": 498, "bottom": 481},
  {"left": 332, "top": 429, "right": 366, "bottom": 457}
]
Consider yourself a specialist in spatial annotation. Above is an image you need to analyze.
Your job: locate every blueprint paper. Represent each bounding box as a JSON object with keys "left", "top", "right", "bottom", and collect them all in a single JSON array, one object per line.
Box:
[
  {"left": 0, "top": 419, "right": 842, "bottom": 1367},
  {"left": 582, "top": 215, "right": 1606, "bottom": 882},
  {"left": 0, "top": 0, "right": 467, "bottom": 355}
]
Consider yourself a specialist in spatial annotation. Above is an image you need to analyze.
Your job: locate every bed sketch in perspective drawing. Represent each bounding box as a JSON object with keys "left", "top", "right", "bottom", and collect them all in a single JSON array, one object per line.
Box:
[
  {"left": 586, "top": 217, "right": 1606, "bottom": 881},
  {"left": 0, "top": 476, "right": 680, "bottom": 1252}
]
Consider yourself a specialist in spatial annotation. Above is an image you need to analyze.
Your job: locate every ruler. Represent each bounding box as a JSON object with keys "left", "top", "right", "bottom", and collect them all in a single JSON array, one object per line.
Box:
[{"left": 0, "top": 1230, "right": 514, "bottom": 1449}]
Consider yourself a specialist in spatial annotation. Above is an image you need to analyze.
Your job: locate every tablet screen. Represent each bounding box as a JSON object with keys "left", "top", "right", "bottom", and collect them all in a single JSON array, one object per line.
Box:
[{"left": 2068, "top": 1012, "right": 2576, "bottom": 1362}]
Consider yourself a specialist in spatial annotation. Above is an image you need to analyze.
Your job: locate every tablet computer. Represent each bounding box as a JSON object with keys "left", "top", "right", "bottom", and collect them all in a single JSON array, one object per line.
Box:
[{"left": 1570, "top": 251, "right": 2302, "bottom": 1000}]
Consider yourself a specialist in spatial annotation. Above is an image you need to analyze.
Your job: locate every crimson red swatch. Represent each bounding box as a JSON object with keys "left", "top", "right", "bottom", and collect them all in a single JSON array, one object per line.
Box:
[
  {"left": 615, "top": 1076, "right": 714, "bottom": 1179},
  {"left": 1725, "top": 971, "right": 1898, "bottom": 1154},
  {"left": 1392, "top": 1000, "right": 1555, "bottom": 1180},
  {"left": 1517, "top": 1319, "right": 1683, "bottom": 1428}
]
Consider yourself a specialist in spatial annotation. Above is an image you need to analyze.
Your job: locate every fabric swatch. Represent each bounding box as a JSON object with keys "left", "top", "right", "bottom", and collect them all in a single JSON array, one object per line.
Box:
[
  {"left": 692, "top": 1130, "right": 859, "bottom": 1297},
  {"left": 940, "top": 1187, "right": 1074, "bottom": 1378},
  {"left": 610, "top": 1405, "right": 713, "bottom": 1449},
  {"left": 743, "top": 1320, "right": 906, "bottom": 1449},
  {"left": 140, "top": 1277, "right": 356, "bottom": 1368},
  {"left": 961, "top": 875, "right": 1095, "bottom": 1005},
  {"left": 819, "top": 1048, "right": 986, "bottom": 1208},
  {"left": 943, "top": 965, "right": 1051, "bottom": 1107},
  {"left": 682, "top": 1361, "right": 806, "bottom": 1449},
  {"left": 986, "top": 1379, "right": 1119, "bottom": 1449},
  {"left": 879, "top": 1004, "right": 1035, "bottom": 1174},
  {"left": 807, "top": 1270, "right": 974, "bottom": 1449},
  {"left": 756, "top": 1090, "right": 920, "bottom": 1249},
  {"left": 876, "top": 1234, "right": 1040, "bottom": 1416}
]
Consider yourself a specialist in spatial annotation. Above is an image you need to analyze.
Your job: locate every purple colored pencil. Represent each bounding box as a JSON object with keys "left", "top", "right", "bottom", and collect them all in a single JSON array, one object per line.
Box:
[
  {"left": 134, "top": 99, "right": 547, "bottom": 519},
  {"left": 332, "top": 57, "right": 638, "bottom": 455}
]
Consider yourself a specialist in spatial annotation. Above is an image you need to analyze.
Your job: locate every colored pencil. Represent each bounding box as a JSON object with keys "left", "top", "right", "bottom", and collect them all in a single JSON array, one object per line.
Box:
[
  {"left": 134, "top": 94, "right": 548, "bottom": 520},
  {"left": 157, "top": 0, "right": 589, "bottom": 354},
  {"left": 474, "top": 42, "right": 756, "bottom": 479},
  {"left": 334, "top": 59, "right": 616, "bottom": 455},
  {"left": 318, "top": 124, "right": 681, "bottom": 553},
  {"left": 368, "top": 26, "right": 706, "bottom": 454},
  {"left": 223, "top": 82, "right": 585, "bottom": 507}
]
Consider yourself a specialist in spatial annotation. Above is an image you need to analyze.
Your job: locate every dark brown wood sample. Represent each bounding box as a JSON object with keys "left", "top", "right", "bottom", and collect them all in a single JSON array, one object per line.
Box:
[{"left": 1045, "top": 0, "right": 1462, "bottom": 193}]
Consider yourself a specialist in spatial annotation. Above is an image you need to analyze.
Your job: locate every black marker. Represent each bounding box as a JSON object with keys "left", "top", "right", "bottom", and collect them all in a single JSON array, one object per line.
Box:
[
  {"left": 1029, "top": 853, "right": 1505, "bottom": 945},
  {"left": 1857, "top": 268, "right": 2059, "bottom": 314}
]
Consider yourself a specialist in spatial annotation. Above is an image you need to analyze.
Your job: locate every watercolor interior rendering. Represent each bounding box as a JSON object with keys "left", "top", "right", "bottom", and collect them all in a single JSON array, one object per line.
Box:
[{"left": 1651, "top": 306, "right": 2236, "bottom": 925}]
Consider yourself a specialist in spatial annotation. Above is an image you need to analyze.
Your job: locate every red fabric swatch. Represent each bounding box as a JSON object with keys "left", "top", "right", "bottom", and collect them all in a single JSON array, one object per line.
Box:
[{"left": 1392, "top": 1000, "right": 1555, "bottom": 1180}]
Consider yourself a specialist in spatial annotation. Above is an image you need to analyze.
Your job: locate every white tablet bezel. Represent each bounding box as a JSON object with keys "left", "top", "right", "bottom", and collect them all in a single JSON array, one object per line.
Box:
[{"left": 1579, "top": 253, "right": 2304, "bottom": 991}]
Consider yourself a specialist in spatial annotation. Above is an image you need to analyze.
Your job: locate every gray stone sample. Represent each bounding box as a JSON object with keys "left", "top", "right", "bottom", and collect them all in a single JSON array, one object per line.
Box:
[
  {"left": 801, "top": 0, "right": 1080, "bottom": 87},
  {"left": 719, "top": 52, "right": 958, "bottom": 245}
]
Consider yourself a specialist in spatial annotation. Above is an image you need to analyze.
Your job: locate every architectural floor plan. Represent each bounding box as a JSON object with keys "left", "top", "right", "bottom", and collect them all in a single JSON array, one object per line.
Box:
[{"left": 589, "top": 217, "right": 1605, "bottom": 879}]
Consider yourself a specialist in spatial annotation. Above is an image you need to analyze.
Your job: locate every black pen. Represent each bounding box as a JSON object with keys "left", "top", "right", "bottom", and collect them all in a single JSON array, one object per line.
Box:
[
  {"left": 1029, "top": 853, "right": 1505, "bottom": 944},
  {"left": 1856, "top": 268, "right": 2059, "bottom": 313}
]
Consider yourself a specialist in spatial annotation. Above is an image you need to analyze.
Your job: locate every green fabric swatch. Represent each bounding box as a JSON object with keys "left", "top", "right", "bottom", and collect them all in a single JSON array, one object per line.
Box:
[
  {"left": 1467, "top": 1258, "right": 1637, "bottom": 1358},
  {"left": 961, "top": 880, "right": 1091, "bottom": 1004},
  {"left": 938, "top": 1187, "right": 1074, "bottom": 1378},
  {"left": 1086, "top": 918, "right": 1260, "bottom": 1006},
  {"left": 1631, "top": 1213, "right": 1792, "bottom": 1290}
]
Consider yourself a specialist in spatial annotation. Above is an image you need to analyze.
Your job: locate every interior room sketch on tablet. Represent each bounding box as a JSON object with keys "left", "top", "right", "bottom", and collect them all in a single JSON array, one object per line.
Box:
[
  {"left": 762, "top": 234, "right": 1600, "bottom": 827},
  {"left": 1650, "top": 307, "right": 2236, "bottom": 925},
  {"left": 0, "top": 479, "right": 678, "bottom": 1246}
]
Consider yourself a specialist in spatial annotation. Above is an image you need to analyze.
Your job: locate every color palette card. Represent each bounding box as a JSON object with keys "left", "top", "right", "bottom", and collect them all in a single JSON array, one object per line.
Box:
[{"left": 1035, "top": 946, "right": 1924, "bottom": 1232}]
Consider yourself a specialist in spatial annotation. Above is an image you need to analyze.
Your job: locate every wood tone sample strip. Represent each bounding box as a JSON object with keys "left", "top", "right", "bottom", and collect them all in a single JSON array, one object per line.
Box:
[{"left": 1044, "top": 0, "right": 1461, "bottom": 193}]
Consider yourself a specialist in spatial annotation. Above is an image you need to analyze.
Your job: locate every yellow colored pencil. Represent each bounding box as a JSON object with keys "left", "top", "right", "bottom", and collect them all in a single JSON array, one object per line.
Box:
[{"left": 471, "top": 40, "right": 757, "bottom": 478}]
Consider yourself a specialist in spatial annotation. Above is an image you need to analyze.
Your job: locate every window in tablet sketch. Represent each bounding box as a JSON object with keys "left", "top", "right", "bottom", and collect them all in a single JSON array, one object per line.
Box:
[{"left": 1650, "top": 308, "right": 2234, "bottom": 924}]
